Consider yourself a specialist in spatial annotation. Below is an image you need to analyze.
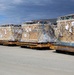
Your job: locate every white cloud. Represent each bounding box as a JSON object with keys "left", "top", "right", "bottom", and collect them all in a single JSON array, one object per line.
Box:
[
  {"left": 13, "top": 0, "right": 24, "bottom": 4},
  {"left": 0, "top": 4, "right": 6, "bottom": 10},
  {"left": 22, "top": 0, "right": 53, "bottom": 6},
  {"left": 0, "top": 0, "right": 53, "bottom": 12},
  {"left": 0, "top": 0, "right": 53, "bottom": 10},
  {"left": 0, "top": 0, "right": 54, "bottom": 24},
  {"left": 0, "top": 1, "right": 13, "bottom": 11},
  {"left": 12, "top": 0, "right": 54, "bottom": 6}
]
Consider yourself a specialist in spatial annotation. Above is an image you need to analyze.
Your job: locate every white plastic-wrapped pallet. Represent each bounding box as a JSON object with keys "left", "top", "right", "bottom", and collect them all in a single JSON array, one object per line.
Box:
[
  {"left": 0, "top": 25, "right": 22, "bottom": 41},
  {"left": 21, "top": 21, "right": 56, "bottom": 43},
  {"left": 51, "top": 15, "right": 74, "bottom": 52},
  {"left": 56, "top": 14, "right": 74, "bottom": 43}
]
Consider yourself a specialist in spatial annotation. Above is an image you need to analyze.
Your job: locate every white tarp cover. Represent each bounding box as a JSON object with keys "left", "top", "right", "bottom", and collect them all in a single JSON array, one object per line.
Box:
[
  {"left": 71, "top": 21, "right": 74, "bottom": 26},
  {"left": 65, "top": 24, "right": 69, "bottom": 30}
]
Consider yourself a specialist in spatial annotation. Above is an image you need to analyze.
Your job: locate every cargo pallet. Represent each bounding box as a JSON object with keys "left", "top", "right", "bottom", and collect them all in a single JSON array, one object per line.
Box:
[
  {"left": 17, "top": 42, "right": 52, "bottom": 49},
  {"left": 0, "top": 40, "right": 4, "bottom": 45},
  {"left": 0, "top": 40, "right": 18, "bottom": 46},
  {"left": 50, "top": 44, "right": 74, "bottom": 52}
]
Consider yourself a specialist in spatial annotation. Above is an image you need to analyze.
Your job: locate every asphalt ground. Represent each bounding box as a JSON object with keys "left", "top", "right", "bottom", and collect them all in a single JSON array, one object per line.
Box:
[{"left": 0, "top": 45, "right": 74, "bottom": 75}]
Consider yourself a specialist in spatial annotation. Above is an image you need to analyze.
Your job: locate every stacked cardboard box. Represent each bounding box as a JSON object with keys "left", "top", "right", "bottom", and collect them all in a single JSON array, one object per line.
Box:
[
  {"left": 20, "top": 21, "right": 56, "bottom": 43},
  {"left": 0, "top": 24, "right": 22, "bottom": 41}
]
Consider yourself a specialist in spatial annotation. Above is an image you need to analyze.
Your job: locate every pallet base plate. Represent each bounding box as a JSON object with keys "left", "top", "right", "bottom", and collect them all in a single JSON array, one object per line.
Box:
[
  {"left": 50, "top": 45, "right": 74, "bottom": 52},
  {"left": 17, "top": 42, "right": 52, "bottom": 49}
]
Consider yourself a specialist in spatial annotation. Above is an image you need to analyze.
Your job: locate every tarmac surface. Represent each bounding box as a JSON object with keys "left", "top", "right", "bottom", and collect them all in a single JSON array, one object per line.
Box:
[{"left": 0, "top": 45, "right": 74, "bottom": 75}]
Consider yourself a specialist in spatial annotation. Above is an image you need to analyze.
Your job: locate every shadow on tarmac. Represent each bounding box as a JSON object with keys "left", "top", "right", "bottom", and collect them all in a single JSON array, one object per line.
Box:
[{"left": 53, "top": 50, "right": 74, "bottom": 56}]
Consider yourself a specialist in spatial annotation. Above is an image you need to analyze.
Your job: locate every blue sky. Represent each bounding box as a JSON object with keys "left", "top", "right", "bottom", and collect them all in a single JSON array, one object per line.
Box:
[{"left": 0, "top": 0, "right": 74, "bottom": 24}]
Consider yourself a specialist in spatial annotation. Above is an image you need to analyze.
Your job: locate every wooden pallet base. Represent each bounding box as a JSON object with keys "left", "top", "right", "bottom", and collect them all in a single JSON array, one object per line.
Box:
[
  {"left": 17, "top": 42, "right": 52, "bottom": 49},
  {"left": 50, "top": 45, "right": 74, "bottom": 52},
  {"left": 0, "top": 40, "right": 4, "bottom": 45},
  {"left": 2, "top": 41, "right": 18, "bottom": 46},
  {"left": 28, "top": 43, "right": 51, "bottom": 49}
]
